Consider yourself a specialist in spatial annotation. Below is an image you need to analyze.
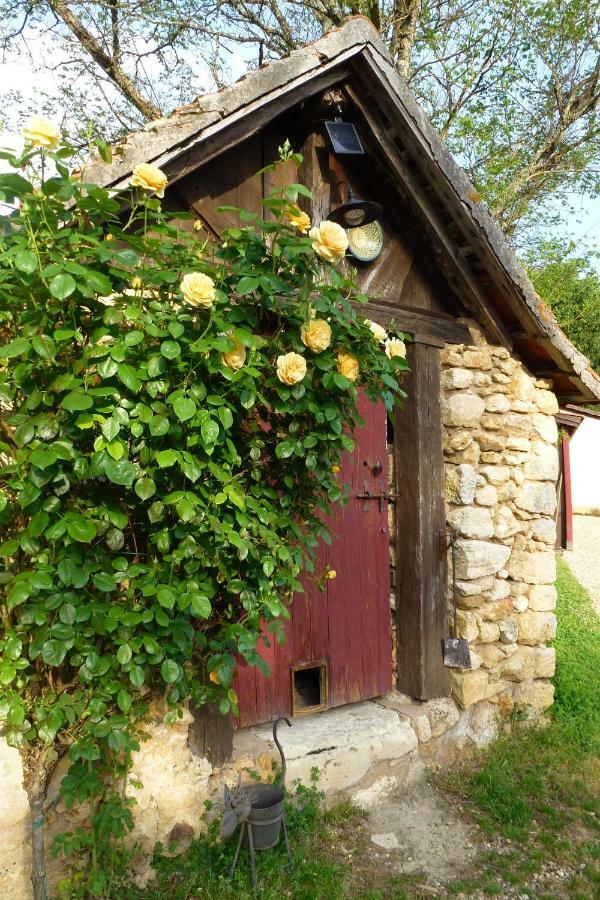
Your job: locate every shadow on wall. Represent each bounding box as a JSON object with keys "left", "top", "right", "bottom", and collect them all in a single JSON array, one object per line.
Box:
[{"left": 569, "top": 417, "right": 600, "bottom": 514}]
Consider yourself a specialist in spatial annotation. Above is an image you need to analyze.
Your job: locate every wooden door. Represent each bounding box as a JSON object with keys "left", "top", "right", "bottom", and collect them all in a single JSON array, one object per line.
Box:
[{"left": 234, "top": 392, "right": 393, "bottom": 728}]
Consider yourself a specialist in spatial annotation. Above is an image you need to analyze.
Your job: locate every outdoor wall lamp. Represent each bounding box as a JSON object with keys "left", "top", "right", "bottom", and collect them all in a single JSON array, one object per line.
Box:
[{"left": 329, "top": 181, "right": 384, "bottom": 263}]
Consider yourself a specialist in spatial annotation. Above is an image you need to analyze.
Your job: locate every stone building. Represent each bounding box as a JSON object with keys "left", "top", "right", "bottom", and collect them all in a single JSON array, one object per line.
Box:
[{"left": 4, "top": 17, "right": 600, "bottom": 897}]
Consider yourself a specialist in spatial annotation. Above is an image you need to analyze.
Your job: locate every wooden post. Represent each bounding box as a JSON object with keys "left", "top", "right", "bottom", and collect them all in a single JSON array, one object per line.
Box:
[
  {"left": 394, "top": 340, "right": 451, "bottom": 699},
  {"left": 562, "top": 435, "right": 574, "bottom": 550}
]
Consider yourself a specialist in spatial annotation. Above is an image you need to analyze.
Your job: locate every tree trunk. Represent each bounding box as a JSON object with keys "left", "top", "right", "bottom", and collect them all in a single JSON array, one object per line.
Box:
[{"left": 23, "top": 752, "right": 53, "bottom": 900}]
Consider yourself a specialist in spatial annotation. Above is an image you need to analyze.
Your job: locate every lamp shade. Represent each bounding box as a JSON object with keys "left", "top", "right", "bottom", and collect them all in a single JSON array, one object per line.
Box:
[{"left": 328, "top": 197, "right": 383, "bottom": 229}]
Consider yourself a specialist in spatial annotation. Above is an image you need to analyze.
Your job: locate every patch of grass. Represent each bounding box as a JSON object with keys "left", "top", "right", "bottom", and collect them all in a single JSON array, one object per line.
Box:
[{"left": 441, "top": 557, "right": 600, "bottom": 895}]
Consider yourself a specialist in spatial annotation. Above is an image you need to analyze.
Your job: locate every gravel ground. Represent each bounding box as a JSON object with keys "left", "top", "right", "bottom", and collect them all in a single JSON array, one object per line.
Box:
[{"left": 562, "top": 514, "right": 600, "bottom": 616}]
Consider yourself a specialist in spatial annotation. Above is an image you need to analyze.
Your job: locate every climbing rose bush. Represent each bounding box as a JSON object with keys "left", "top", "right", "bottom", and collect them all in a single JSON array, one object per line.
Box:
[{"left": 0, "top": 126, "right": 408, "bottom": 887}]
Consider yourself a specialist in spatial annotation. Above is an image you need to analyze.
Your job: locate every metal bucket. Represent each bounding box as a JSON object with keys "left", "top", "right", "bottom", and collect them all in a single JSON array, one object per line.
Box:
[{"left": 244, "top": 784, "right": 285, "bottom": 850}]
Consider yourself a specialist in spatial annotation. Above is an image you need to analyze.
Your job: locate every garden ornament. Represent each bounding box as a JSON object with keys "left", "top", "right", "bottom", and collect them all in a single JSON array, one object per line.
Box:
[{"left": 223, "top": 716, "right": 292, "bottom": 894}]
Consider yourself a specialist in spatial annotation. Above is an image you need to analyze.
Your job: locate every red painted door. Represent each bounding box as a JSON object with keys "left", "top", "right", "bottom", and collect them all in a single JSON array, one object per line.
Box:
[{"left": 234, "top": 392, "right": 392, "bottom": 727}]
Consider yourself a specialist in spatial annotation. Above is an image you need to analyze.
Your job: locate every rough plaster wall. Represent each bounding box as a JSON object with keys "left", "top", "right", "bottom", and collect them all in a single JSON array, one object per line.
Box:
[
  {"left": 569, "top": 417, "right": 600, "bottom": 514},
  {"left": 441, "top": 320, "right": 558, "bottom": 714}
]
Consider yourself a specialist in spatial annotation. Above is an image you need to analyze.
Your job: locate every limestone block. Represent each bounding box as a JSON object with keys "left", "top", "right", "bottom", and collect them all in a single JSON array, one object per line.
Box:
[
  {"left": 509, "top": 371, "right": 534, "bottom": 402},
  {"left": 477, "top": 431, "right": 507, "bottom": 452},
  {"left": 512, "top": 596, "right": 529, "bottom": 612},
  {"left": 480, "top": 451, "right": 503, "bottom": 464},
  {"left": 129, "top": 722, "right": 213, "bottom": 855},
  {"left": 254, "top": 703, "right": 417, "bottom": 795},
  {"left": 456, "top": 610, "right": 480, "bottom": 642},
  {"left": 423, "top": 697, "right": 460, "bottom": 737},
  {"left": 0, "top": 738, "right": 31, "bottom": 900},
  {"left": 494, "top": 506, "right": 520, "bottom": 539},
  {"left": 474, "top": 371, "right": 492, "bottom": 386},
  {"left": 481, "top": 412, "right": 532, "bottom": 436},
  {"left": 499, "top": 618, "right": 518, "bottom": 644},
  {"left": 492, "top": 372, "right": 511, "bottom": 384},
  {"left": 535, "top": 389, "right": 559, "bottom": 415},
  {"left": 352, "top": 776, "right": 399, "bottom": 810},
  {"left": 441, "top": 367, "right": 474, "bottom": 390},
  {"left": 490, "top": 579, "right": 511, "bottom": 601},
  {"left": 448, "top": 506, "right": 494, "bottom": 539},
  {"left": 476, "top": 484, "right": 497, "bottom": 506},
  {"left": 455, "top": 575, "right": 494, "bottom": 597},
  {"left": 528, "top": 585, "right": 557, "bottom": 611},
  {"left": 506, "top": 435, "right": 531, "bottom": 452},
  {"left": 501, "top": 646, "right": 556, "bottom": 681},
  {"left": 530, "top": 517, "right": 557, "bottom": 544},
  {"left": 454, "top": 540, "right": 511, "bottom": 579},
  {"left": 532, "top": 413, "right": 558, "bottom": 444},
  {"left": 512, "top": 680, "right": 555, "bottom": 710},
  {"left": 515, "top": 481, "right": 557, "bottom": 515},
  {"left": 524, "top": 440, "right": 559, "bottom": 482},
  {"left": 506, "top": 549, "right": 556, "bottom": 585},
  {"left": 445, "top": 463, "right": 477, "bottom": 505},
  {"left": 463, "top": 701, "right": 500, "bottom": 745},
  {"left": 475, "top": 643, "right": 505, "bottom": 670},
  {"left": 491, "top": 346, "right": 511, "bottom": 359},
  {"left": 480, "top": 465, "right": 511, "bottom": 485},
  {"left": 462, "top": 348, "right": 492, "bottom": 369},
  {"left": 498, "top": 481, "right": 518, "bottom": 502},
  {"left": 442, "top": 392, "right": 485, "bottom": 427},
  {"left": 484, "top": 393, "right": 511, "bottom": 413},
  {"left": 497, "top": 691, "right": 515, "bottom": 716},
  {"left": 441, "top": 347, "right": 464, "bottom": 366},
  {"left": 412, "top": 715, "right": 432, "bottom": 743},
  {"left": 452, "top": 669, "right": 489, "bottom": 708},
  {"left": 502, "top": 451, "right": 528, "bottom": 466},
  {"left": 480, "top": 598, "right": 512, "bottom": 622},
  {"left": 479, "top": 622, "right": 501, "bottom": 643},
  {"left": 443, "top": 429, "right": 474, "bottom": 452},
  {"left": 512, "top": 468, "right": 525, "bottom": 485},
  {"left": 515, "top": 610, "right": 557, "bottom": 645}
]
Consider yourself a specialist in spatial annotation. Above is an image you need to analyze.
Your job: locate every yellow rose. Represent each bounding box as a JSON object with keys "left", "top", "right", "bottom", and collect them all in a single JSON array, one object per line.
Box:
[
  {"left": 331, "top": 464, "right": 341, "bottom": 474},
  {"left": 22, "top": 115, "right": 61, "bottom": 150},
  {"left": 221, "top": 334, "right": 246, "bottom": 371},
  {"left": 180, "top": 272, "right": 216, "bottom": 308},
  {"left": 385, "top": 338, "right": 407, "bottom": 359},
  {"left": 309, "top": 220, "right": 349, "bottom": 262},
  {"left": 337, "top": 351, "right": 360, "bottom": 382},
  {"left": 326, "top": 569, "right": 337, "bottom": 579},
  {"left": 301, "top": 319, "right": 332, "bottom": 353},
  {"left": 276, "top": 352, "right": 307, "bottom": 385},
  {"left": 365, "top": 319, "right": 388, "bottom": 342},
  {"left": 193, "top": 219, "right": 203, "bottom": 232},
  {"left": 286, "top": 206, "right": 311, "bottom": 233},
  {"left": 131, "top": 276, "right": 143, "bottom": 290},
  {"left": 209, "top": 670, "right": 220, "bottom": 684},
  {"left": 130, "top": 163, "right": 168, "bottom": 198}
]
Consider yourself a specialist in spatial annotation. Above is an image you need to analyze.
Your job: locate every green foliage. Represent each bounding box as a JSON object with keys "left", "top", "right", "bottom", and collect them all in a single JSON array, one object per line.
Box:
[
  {"left": 525, "top": 239, "right": 600, "bottom": 372},
  {"left": 0, "top": 133, "right": 407, "bottom": 884}
]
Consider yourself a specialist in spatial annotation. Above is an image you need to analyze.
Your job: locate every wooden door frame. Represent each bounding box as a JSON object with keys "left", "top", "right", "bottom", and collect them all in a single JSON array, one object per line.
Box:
[{"left": 392, "top": 337, "right": 451, "bottom": 699}]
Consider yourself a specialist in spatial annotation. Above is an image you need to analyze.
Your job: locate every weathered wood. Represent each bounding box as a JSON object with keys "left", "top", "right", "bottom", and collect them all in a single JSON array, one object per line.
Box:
[
  {"left": 360, "top": 302, "right": 473, "bottom": 346},
  {"left": 394, "top": 342, "right": 450, "bottom": 699},
  {"left": 189, "top": 702, "right": 234, "bottom": 766},
  {"left": 299, "top": 132, "right": 331, "bottom": 225}
]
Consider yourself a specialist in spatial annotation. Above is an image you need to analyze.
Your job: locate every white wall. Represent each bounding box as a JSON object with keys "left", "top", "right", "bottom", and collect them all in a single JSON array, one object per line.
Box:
[{"left": 569, "top": 417, "right": 600, "bottom": 513}]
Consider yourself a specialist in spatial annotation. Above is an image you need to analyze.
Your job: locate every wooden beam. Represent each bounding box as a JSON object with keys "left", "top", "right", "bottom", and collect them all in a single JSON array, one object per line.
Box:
[
  {"left": 394, "top": 342, "right": 450, "bottom": 699},
  {"left": 361, "top": 301, "right": 473, "bottom": 346}
]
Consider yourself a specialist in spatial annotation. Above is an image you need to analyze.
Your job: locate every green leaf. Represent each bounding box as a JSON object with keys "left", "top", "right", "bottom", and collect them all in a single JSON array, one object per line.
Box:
[
  {"left": 102, "top": 417, "right": 121, "bottom": 441},
  {"left": 189, "top": 594, "right": 211, "bottom": 618},
  {"left": 61, "top": 391, "right": 93, "bottom": 412},
  {"left": 157, "top": 587, "right": 176, "bottom": 609},
  {"left": 236, "top": 276, "right": 259, "bottom": 295},
  {"left": 32, "top": 334, "right": 56, "bottom": 359},
  {"left": 67, "top": 515, "right": 96, "bottom": 543},
  {"left": 117, "top": 363, "right": 141, "bottom": 393},
  {"left": 41, "top": 640, "right": 67, "bottom": 667},
  {"left": 129, "top": 665, "right": 145, "bottom": 688},
  {"left": 240, "top": 390, "right": 255, "bottom": 409},
  {"left": 87, "top": 271, "right": 113, "bottom": 294},
  {"left": 201, "top": 419, "right": 219, "bottom": 446},
  {"left": 0, "top": 337, "right": 30, "bottom": 358},
  {"left": 173, "top": 397, "right": 196, "bottom": 421},
  {"left": 14, "top": 249, "right": 37, "bottom": 273},
  {"left": 59, "top": 604, "right": 77, "bottom": 625},
  {"left": 93, "top": 572, "right": 116, "bottom": 592},
  {"left": 149, "top": 415, "right": 169, "bottom": 436},
  {"left": 176, "top": 497, "right": 195, "bottom": 522},
  {"left": 106, "top": 528, "right": 125, "bottom": 550},
  {"left": 98, "top": 356, "right": 118, "bottom": 379},
  {"left": 218, "top": 407, "right": 233, "bottom": 429},
  {"left": 117, "top": 689, "right": 132, "bottom": 713},
  {"left": 160, "top": 340, "right": 181, "bottom": 359},
  {"left": 135, "top": 477, "right": 156, "bottom": 500},
  {"left": 117, "top": 644, "right": 132, "bottom": 665},
  {"left": 50, "top": 272, "right": 77, "bottom": 300},
  {"left": 156, "top": 449, "right": 177, "bottom": 468},
  {"left": 161, "top": 659, "right": 181, "bottom": 684},
  {"left": 0, "top": 662, "right": 17, "bottom": 685},
  {"left": 103, "top": 457, "right": 136, "bottom": 486},
  {"left": 275, "top": 441, "right": 294, "bottom": 459}
]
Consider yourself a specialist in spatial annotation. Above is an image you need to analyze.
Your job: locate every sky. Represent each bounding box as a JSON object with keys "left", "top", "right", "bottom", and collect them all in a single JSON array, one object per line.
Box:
[{"left": 1, "top": 30, "right": 599, "bottom": 264}]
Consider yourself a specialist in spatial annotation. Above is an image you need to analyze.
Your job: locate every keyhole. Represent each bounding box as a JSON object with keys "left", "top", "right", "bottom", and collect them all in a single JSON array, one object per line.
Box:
[{"left": 372, "top": 461, "right": 383, "bottom": 477}]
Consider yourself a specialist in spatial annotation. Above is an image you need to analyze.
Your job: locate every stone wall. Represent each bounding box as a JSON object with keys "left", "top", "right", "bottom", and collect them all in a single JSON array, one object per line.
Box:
[{"left": 441, "top": 322, "right": 558, "bottom": 715}]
